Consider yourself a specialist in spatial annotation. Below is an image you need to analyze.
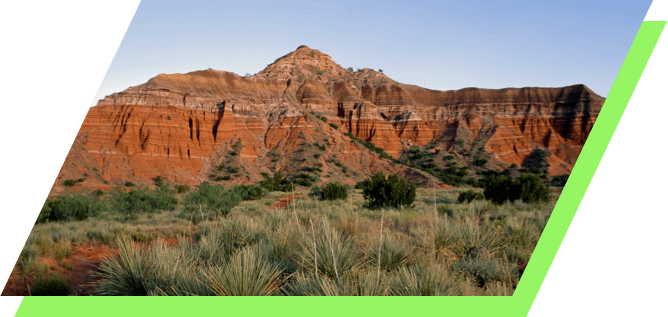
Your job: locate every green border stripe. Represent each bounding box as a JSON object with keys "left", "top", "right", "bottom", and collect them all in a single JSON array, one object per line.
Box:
[{"left": 13, "top": 21, "right": 665, "bottom": 317}]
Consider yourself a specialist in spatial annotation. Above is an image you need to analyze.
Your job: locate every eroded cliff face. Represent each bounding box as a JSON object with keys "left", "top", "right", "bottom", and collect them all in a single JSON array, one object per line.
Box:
[{"left": 53, "top": 46, "right": 603, "bottom": 192}]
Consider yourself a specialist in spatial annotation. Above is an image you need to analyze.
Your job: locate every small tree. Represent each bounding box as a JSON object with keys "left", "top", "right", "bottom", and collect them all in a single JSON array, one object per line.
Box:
[
  {"left": 358, "top": 172, "right": 416, "bottom": 209},
  {"left": 321, "top": 182, "right": 348, "bottom": 200}
]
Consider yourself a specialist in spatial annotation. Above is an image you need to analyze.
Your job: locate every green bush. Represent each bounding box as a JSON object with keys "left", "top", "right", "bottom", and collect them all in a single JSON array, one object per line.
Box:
[
  {"left": 125, "top": 181, "right": 135, "bottom": 187},
  {"left": 320, "top": 182, "right": 348, "bottom": 200},
  {"left": 38, "top": 194, "right": 106, "bottom": 223},
  {"left": 111, "top": 186, "right": 178, "bottom": 219},
  {"left": 457, "top": 190, "right": 484, "bottom": 203},
  {"left": 154, "top": 176, "right": 165, "bottom": 187},
  {"left": 232, "top": 184, "right": 266, "bottom": 201},
  {"left": 308, "top": 185, "right": 322, "bottom": 197},
  {"left": 183, "top": 182, "right": 243, "bottom": 219},
  {"left": 480, "top": 174, "right": 550, "bottom": 204},
  {"left": 551, "top": 174, "right": 569, "bottom": 187},
  {"left": 357, "top": 172, "right": 416, "bottom": 209},
  {"left": 31, "top": 274, "right": 71, "bottom": 296},
  {"left": 62, "top": 179, "right": 76, "bottom": 187},
  {"left": 222, "top": 175, "right": 232, "bottom": 181},
  {"left": 175, "top": 185, "right": 190, "bottom": 193}
]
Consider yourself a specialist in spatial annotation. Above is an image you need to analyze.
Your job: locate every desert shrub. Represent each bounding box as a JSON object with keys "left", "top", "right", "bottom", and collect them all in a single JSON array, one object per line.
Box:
[
  {"left": 551, "top": 174, "right": 569, "bottom": 187},
  {"left": 308, "top": 185, "right": 322, "bottom": 197},
  {"left": 124, "top": 181, "right": 135, "bottom": 187},
  {"left": 223, "top": 175, "right": 232, "bottom": 181},
  {"left": 452, "top": 258, "right": 514, "bottom": 288},
  {"left": 358, "top": 172, "right": 416, "bottom": 209},
  {"left": 183, "top": 182, "right": 246, "bottom": 220},
  {"left": 458, "top": 190, "right": 484, "bottom": 203},
  {"left": 39, "top": 194, "right": 106, "bottom": 223},
  {"left": 387, "top": 264, "right": 456, "bottom": 296},
  {"left": 320, "top": 182, "right": 348, "bottom": 200},
  {"left": 480, "top": 174, "right": 550, "bottom": 204},
  {"left": 154, "top": 175, "right": 165, "bottom": 187},
  {"left": 31, "top": 274, "right": 71, "bottom": 296},
  {"left": 175, "top": 184, "right": 190, "bottom": 193},
  {"left": 111, "top": 186, "right": 178, "bottom": 219},
  {"left": 62, "top": 179, "right": 76, "bottom": 187},
  {"left": 329, "top": 123, "right": 338, "bottom": 129},
  {"left": 475, "top": 158, "right": 488, "bottom": 166},
  {"left": 231, "top": 184, "right": 266, "bottom": 201},
  {"left": 480, "top": 175, "right": 515, "bottom": 204},
  {"left": 515, "top": 174, "right": 550, "bottom": 203},
  {"left": 436, "top": 204, "right": 456, "bottom": 218},
  {"left": 92, "top": 189, "right": 105, "bottom": 196}
]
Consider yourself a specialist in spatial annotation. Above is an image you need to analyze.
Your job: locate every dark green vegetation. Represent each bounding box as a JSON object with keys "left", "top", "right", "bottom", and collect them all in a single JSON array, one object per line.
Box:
[
  {"left": 31, "top": 274, "right": 71, "bottom": 296},
  {"left": 356, "top": 172, "right": 417, "bottom": 209},
  {"left": 479, "top": 174, "right": 550, "bottom": 205},
  {"left": 260, "top": 171, "right": 316, "bottom": 192},
  {"left": 320, "top": 182, "right": 348, "bottom": 201}
]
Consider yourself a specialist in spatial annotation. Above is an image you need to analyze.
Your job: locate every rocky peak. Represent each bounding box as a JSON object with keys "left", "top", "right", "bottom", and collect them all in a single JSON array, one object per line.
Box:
[{"left": 258, "top": 45, "right": 394, "bottom": 90}]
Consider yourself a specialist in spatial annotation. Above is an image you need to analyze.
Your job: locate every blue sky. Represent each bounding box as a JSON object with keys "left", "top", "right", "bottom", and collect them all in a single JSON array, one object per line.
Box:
[{"left": 93, "top": 0, "right": 652, "bottom": 105}]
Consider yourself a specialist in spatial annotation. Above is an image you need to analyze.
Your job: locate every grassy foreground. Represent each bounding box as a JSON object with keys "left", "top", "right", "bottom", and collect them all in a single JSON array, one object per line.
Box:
[{"left": 8, "top": 187, "right": 555, "bottom": 296}]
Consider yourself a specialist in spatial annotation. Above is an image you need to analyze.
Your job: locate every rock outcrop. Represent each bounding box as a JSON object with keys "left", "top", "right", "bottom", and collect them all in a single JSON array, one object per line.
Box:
[{"left": 52, "top": 45, "right": 604, "bottom": 192}]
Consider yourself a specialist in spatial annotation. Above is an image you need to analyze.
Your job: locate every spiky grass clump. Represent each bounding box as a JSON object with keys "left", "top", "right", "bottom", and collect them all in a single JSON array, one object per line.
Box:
[
  {"left": 35, "top": 235, "right": 53, "bottom": 256},
  {"left": 387, "top": 264, "right": 458, "bottom": 296},
  {"left": 284, "top": 270, "right": 390, "bottom": 296},
  {"left": 96, "top": 236, "right": 191, "bottom": 295},
  {"left": 299, "top": 221, "right": 365, "bottom": 279},
  {"left": 434, "top": 218, "right": 505, "bottom": 259},
  {"left": 206, "top": 244, "right": 285, "bottom": 296},
  {"left": 368, "top": 235, "right": 410, "bottom": 271},
  {"left": 53, "top": 238, "right": 73, "bottom": 260},
  {"left": 452, "top": 257, "right": 516, "bottom": 288}
]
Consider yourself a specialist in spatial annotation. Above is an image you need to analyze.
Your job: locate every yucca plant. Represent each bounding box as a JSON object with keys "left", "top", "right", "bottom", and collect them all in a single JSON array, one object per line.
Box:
[
  {"left": 452, "top": 257, "right": 516, "bottom": 288},
  {"left": 205, "top": 244, "right": 285, "bottom": 296},
  {"left": 434, "top": 218, "right": 505, "bottom": 259},
  {"left": 369, "top": 234, "right": 410, "bottom": 272},
  {"left": 96, "top": 236, "right": 151, "bottom": 295},
  {"left": 387, "top": 264, "right": 458, "bottom": 296},
  {"left": 300, "top": 222, "right": 365, "bottom": 279},
  {"left": 283, "top": 270, "right": 390, "bottom": 296},
  {"left": 283, "top": 272, "right": 338, "bottom": 296}
]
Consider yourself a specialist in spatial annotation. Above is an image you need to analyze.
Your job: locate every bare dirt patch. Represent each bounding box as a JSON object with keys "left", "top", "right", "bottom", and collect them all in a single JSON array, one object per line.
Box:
[{"left": 270, "top": 194, "right": 303, "bottom": 209}]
